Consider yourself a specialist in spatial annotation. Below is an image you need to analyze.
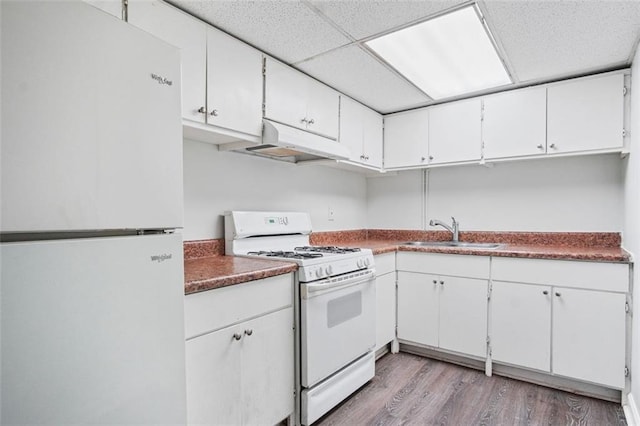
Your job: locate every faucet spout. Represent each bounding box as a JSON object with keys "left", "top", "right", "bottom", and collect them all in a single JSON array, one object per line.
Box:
[{"left": 429, "top": 216, "right": 459, "bottom": 242}]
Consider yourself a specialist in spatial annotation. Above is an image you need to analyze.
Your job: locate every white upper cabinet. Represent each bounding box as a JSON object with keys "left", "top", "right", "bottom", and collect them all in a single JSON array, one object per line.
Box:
[
  {"left": 547, "top": 73, "right": 624, "bottom": 154},
  {"left": 264, "top": 58, "right": 339, "bottom": 139},
  {"left": 206, "top": 29, "right": 263, "bottom": 137},
  {"left": 128, "top": 0, "right": 207, "bottom": 123},
  {"left": 383, "top": 109, "right": 429, "bottom": 169},
  {"left": 428, "top": 98, "right": 482, "bottom": 165},
  {"left": 128, "top": 0, "right": 263, "bottom": 140},
  {"left": 482, "top": 87, "right": 547, "bottom": 160},
  {"left": 82, "top": 0, "right": 122, "bottom": 18},
  {"left": 340, "top": 96, "right": 383, "bottom": 168}
]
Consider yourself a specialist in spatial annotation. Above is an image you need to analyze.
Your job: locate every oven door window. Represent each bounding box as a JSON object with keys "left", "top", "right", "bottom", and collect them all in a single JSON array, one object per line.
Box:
[{"left": 300, "top": 275, "right": 375, "bottom": 388}]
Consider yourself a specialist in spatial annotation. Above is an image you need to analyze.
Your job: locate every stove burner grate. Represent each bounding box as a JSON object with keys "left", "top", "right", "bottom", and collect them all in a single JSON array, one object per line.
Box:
[
  {"left": 247, "top": 250, "right": 324, "bottom": 259},
  {"left": 294, "top": 246, "right": 362, "bottom": 254}
]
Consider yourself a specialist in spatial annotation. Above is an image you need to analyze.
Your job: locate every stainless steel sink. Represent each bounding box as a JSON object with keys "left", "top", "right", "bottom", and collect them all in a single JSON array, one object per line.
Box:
[{"left": 402, "top": 241, "right": 503, "bottom": 249}]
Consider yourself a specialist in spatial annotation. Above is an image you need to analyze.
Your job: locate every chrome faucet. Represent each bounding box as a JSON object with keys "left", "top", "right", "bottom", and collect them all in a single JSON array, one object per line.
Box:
[{"left": 429, "top": 217, "right": 459, "bottom": 242}]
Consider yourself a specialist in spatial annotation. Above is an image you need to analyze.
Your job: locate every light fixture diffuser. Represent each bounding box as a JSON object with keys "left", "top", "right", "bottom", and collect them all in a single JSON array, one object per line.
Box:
[{"left": 365, "top": 5, "right": 511, "bottom": 100}]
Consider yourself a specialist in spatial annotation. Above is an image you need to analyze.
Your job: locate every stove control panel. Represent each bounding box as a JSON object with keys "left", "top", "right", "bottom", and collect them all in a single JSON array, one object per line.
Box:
[{"left": 299, "top": 252, "right": 375, "bottom": 283}]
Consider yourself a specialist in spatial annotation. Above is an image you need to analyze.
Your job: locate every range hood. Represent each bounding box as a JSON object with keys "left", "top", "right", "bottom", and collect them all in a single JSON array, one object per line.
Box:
[{"left": 219, "top": 119, "right": 350, "bottom": 163}]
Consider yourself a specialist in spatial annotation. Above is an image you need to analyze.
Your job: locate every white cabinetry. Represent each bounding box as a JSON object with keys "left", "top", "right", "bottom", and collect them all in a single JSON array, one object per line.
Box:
[
  {"left": 264, "top": 58, "right": 339, "bottom": 139},
  {"left": 547, "top": 73, "right": 624, "bottom": 154},
  {"left": 428, "top": 98, "right": 482, "bottom": 165},
  {"left": 374, "top": 253, "right": 396, "bottom": 351},
  {"left": 491, "top": 257, "right": 628, "bottom": 389},
  {"left": 482, "top": 87, "right": 547, "bottom": 159},
  {"left": 128, "top": 0, "right": 263, "bottom": 143},
  {"left": 383, "top": 109, "right": 429, "bottom": 169},
  {"left": 184, "top": 275, "right": 294, "bottom": 424},
  {"left": 340, "top": 96, "right": 383, "bottom": 168},
  {"left": 396, "top": 253, "right": 489, "bottom": 358},
  {"left": 82, "top": 0, "right": 122, "bottom": 18}
]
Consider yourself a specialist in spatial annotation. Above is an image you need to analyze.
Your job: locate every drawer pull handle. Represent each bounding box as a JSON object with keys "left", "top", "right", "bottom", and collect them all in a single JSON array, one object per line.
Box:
[
  {"left": 555, "top": 292, "right": 561, "bottom": 297},
  {"left": 232, "top": 333, "right": 242, "bottom": 341},
  {"left": 244, "top": 329, "right": 253, "bottom": 336},
  {"left": 543, "top": 290, "right": 549, "bottom": 295}
]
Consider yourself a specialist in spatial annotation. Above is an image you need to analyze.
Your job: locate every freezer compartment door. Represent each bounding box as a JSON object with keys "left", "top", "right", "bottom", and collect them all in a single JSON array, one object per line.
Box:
[
  {"left": 1, "top": 1, "right": 183, "bottom": 232},
  {"left": 0, "top": 234, "right": 186, "bottom": 424}
]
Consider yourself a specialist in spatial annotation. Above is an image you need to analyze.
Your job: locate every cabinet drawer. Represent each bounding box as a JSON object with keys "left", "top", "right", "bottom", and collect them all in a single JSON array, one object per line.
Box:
[
  {"left": 397, "top": 252, "right": 489, "bottom": 279},
  {"left": 491, "top": 257, "right": 628, "bottom": 292},
  {"left": 184, "top": 274, "right": 293, "bottom": 339},
  {"left": 375, "top": 252, "right": 396, "bottom": 276}
]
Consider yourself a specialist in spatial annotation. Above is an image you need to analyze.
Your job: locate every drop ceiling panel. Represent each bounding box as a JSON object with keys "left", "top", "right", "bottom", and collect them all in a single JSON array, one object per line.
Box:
[
  {"left": 296, "top": 45, "right": 431, "bottom": 114},
  {"left": 169, "top": 0, "right": 351, "bottom": 63},
  {"left": 308, "top": 0, "right": 466, "bottom": 41},
  {"left": 483, "top": 1, "right": 640, "bottom": 82}
]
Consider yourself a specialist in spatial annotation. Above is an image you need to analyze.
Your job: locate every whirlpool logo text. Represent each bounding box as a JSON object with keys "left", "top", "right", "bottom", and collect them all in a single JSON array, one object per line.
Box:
[{"left": 150, "top": 253, "right": 173, "bottom": 263}]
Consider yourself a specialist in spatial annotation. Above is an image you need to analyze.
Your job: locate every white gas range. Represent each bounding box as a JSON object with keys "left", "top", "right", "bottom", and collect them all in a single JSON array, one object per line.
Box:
[{"left": 225, "top": 211, "right": 376, "bottom": 425}]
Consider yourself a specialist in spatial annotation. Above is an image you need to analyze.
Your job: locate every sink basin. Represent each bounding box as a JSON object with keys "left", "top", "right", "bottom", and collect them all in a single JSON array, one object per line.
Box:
[{"left": 402, "top": 241, "right": 503, "bottom": 249}]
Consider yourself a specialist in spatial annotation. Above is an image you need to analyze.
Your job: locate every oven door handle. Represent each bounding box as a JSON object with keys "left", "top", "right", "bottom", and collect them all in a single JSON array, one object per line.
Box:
[{"left": 301, "top": 268, "right": 376, "bottom": 299}]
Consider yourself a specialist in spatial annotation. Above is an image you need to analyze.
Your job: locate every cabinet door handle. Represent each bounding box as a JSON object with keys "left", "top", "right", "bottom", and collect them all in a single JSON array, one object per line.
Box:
[
  {"left": 232, "top": 333, "right": 242, "bottom": 341},
  {"left": 432, "top": 280, "right": 437, "bottom": 284},
  {"left": 543, "top": 290, "right": 549, "bottom": 295},
  {"left": 555, "top": 292, "right": 561, "bottom": 297},
  {"left": 421, "top": 157, "right": 426, "bottom": 162},
  {"left": 429, "top": 156, "right": 434, "bottom": 161},
  {"left": 210, "top": 109, "right": 219, "bottom": 117},
  {"left": 537, "top": 144, "right": 544, "bottom": 150},
  {"left": 439, "top": 280, "right": 444, "bottom": 285},
  {"left": 308, "top": 118, "right": 315, "bottom": 125},
  {"left": 549, "top": 143, "right": 557, "bottom": 149},
  {"left": 244, "top": 329, "right": 253, "bottom": 336},
  {"left": 197, "top": 106, "right": 207, "bottom": 114},
  {"left": 300, "top": 118, "right": 308, "bottom": 124}
]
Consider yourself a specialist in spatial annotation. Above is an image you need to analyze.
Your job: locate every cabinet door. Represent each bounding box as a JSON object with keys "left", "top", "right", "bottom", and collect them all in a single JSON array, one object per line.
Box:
[
  {"left": 384, "top": 109, "right": 429, "bottom": 168},
  {"left": 306, "top": 78, "right": 340, "bottom": 139},
  {"left": 362, "top": 105, "right": 383, "bottom": 168},
  {"left": 241, "top": 308, "right": 294, "bottom": 425},
  {"left": 397, "top": 272, "right": 438, "bottom": 346},
  {"left": 264, "top": 58, "right": 308, "bottom": 131},
  {"left": 547, "top": 73, "right": 624, "bottom": 154},
  {"left": 429, "top": 98, "right": 482, "bottom": 164},
  {"left": 552, "top": 288, "right": 626, "bottom": 388},
  {"left": 185, "top": 326, "right": 242, "bottom": 425},
  {"left": 375, "top": 272, "right": 397, "bottom": 351},
  {"left": 483, "top": 87, "right": 547, "bottom": 159},
  {"left": 339, "top": 96, "right": 365, "bottom": 162},
  {"left": 128, "top": 0, "right": 207, "bottom": 123},
  {"left": 206, "top": 28, "right": 263, "bottom": 137},
  {"left": 438, "top": 277, "right": 488, "bottom": 358},
  {"left": 491, "top": 282, "right": 551, "bottom": 371}
]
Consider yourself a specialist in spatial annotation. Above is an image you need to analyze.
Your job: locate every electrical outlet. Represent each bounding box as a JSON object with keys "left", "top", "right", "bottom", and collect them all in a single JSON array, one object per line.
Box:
[{"left": 328, "top": 206, "right": 335, "bottom": 221}]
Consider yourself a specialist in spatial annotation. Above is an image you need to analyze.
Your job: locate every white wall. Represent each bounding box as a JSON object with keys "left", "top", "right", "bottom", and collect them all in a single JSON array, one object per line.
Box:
[
  {"left": 623, "top": 44, "right": 640, "bottom": 418},
  {"left": 368, "top": 154, "right": 624, "bottom": 232},
  {"left": 183, "top": 139, "right": 368, "bottom": 240}
]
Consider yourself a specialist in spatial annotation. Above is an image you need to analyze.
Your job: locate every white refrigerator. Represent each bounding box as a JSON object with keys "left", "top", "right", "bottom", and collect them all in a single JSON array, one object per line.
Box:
[{"left": 1, "top": 1, "right": 187, "bottom": 423}]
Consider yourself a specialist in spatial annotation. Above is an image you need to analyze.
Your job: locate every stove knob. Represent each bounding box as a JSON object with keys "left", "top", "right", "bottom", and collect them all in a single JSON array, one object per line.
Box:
[
  {"left": 315, "top": 268, "right": 323, "bottom": 278},
  {"left": 357, "top": 259, "right": 364, "bottom": 268},
  {"left": 364, "top": 258, "right": 371, "bottom": 267},
  {"left": 325, "top": 265, "right": 333, "bottom": 276}
]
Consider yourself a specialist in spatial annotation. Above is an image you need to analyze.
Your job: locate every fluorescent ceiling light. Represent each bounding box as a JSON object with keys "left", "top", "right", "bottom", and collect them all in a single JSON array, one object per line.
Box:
[{"left": 365, "top": 5, "right": 511, "bottom": 100}]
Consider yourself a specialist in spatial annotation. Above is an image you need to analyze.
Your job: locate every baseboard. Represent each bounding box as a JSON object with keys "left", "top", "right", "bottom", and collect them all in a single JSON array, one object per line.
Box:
[{"left": 625, "top": 393, "right": 640, "bottom": 426}]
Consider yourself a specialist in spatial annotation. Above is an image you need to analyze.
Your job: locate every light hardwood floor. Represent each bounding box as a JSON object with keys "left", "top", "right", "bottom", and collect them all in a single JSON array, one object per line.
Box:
[{"left": 316, "top": 352, "right": 627, "bottom": 425}]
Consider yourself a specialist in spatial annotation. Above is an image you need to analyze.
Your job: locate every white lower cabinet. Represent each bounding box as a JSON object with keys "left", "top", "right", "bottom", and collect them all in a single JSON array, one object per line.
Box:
[
  {"left": 491, "top": 257, "right": 629, "bottom": 389},
  {"left": 552, "top": 288, "right": 626, "bottom": 388},
  {"left": 397, "top": 272, "right": 488, "bottom": 358},
  {"left": 396, "top": 252, "right": 490, "bottom": 359},
  {"left": 375, "top": 253, "right": 397, "bottom": 351},
  {"left": 491, "top": 282, "right": 552, "bottom": 372},
  {"left": 184, "top": 275, "right": 294, "bottom": 425}
]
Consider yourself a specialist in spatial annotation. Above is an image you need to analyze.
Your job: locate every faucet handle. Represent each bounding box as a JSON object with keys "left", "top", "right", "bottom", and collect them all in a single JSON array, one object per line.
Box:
[{"left": 451, "top": 216, "right": 458, "bottom": 225}]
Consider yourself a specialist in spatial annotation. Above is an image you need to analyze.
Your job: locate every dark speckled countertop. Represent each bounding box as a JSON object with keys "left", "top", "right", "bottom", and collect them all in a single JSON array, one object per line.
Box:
[{"left": 184, "top": 230, "right": 631, "bottom": 295}]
